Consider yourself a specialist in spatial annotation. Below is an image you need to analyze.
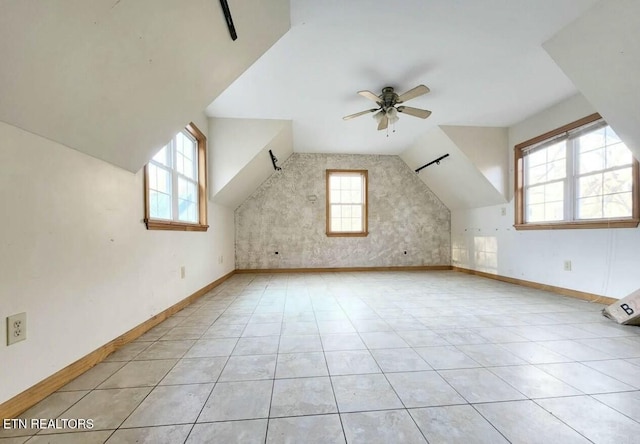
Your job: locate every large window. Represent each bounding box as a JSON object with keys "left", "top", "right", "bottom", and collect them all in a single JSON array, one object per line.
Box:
[
  {"left": 515, "top": 113, "right": 639, "bottom": 230},
  {"left": 144, "top": 123, "right": 208, "bottom": 231},
  {"left": 326, "top": 169, "right": 368, "bottom": 236}
]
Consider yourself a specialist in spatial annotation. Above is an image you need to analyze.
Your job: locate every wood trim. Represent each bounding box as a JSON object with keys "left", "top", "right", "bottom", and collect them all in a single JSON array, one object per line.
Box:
[
  {"left": 0, "top": 270, "right": 235, "bottom": 420},
  {"left": 236, "top": 265, "right": 452, "bottom": 274},
  {"left": 145, "top": 220, "right": 209, "bottom": 231},
  {"left": 514, "top": 113, "right": 602, "bottom": 150},
  {"left": 325, "top": 169, "right": 368, "bottom": 237},
  {"left": 514, "top": 219, "right": 639, "bottom": 230},
  {"left": 452, "top": 266, "right": 617, "bottom": 305}
]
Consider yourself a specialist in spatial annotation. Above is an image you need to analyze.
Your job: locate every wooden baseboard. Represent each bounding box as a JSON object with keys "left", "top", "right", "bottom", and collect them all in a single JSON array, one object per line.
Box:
[
  {"left": 0, "top": 270, "right": 235, "bottom": 420},
  {"left": 452, "top": 266, "right": 616, "bottom": 305},
  {"left": 235, "top": 265, "right": 452, "bottom": 274}
]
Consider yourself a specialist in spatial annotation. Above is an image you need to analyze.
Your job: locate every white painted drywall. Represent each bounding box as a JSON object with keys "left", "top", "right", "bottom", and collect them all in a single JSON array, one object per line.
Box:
[
  {"left": 0, "top": 119, "right": 235, "bottom": 404},
  {"left": 440, "top": 126, "right": 509, "bottom": 199},
  {"left": 401, "top": 127, "right": 508, "bottom": 210},
  {"left": 543, "top": 0, "right": 640, "bottom": 160},
  {"left": 0, "top": 0, "right": 290, "bottom": 172},
  {"left": 209, "top": 118, "right": 293, "bottom": 201},
  {"left": 451, "top": 94, "right": 640, "bottom": 298}
]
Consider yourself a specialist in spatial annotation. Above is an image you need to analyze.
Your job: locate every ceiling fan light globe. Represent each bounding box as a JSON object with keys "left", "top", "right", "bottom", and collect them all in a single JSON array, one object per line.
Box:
[{"left": 373, "top": 110, "right": 384, "bottom": 122}]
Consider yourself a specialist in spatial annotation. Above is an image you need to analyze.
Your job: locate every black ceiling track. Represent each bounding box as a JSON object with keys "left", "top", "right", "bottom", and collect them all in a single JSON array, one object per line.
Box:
[
  {"left": 219, "top": 0, "right": 238, "bottom": 41},
  {"left": 415, "top": 153, "right": 449, "bottom": 173}
]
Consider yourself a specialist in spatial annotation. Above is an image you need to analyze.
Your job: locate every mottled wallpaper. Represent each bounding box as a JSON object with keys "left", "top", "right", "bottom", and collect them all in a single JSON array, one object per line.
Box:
[{"left": 235, "top": 154, "right": 451, "bottom": 269}]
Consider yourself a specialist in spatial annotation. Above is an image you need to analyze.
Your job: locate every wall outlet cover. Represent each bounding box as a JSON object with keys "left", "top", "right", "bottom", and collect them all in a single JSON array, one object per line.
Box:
[{"left": 7, "top": 312, "right": 27, "bottom": 346}]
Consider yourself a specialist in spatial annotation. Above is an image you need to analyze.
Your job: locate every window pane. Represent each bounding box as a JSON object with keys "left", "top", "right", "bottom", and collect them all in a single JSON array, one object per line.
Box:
[
  {"left": 150, "top": 190, "right": 172, "bottom": 219},
  {"left": 603, "top": 167, "right": 633, "bottom": 194},
  {"left": 178, "top": 199, "right": 197, "bottom": 223},
  {"left": 526, "top": 203, "right": 545, "bottom": 222},
  {"left": 149, "top": 164, "right": 171, "bottom": 194},
  {"left": 152, "top": 145, "right": 171, "bottom": 167},
  {"left": 606, "top": 143, "right": 633, "bottom": 169},
  {"left": 577, "top": 196, "right": 602, "bottom": 219},
  {"left": 545, "top": 181, "right": 563, "bottom": 202},
  {"left": 544, "top": 201, "right": 564, "bottom": 221},
  {"left": 578, "top": 173, "right": 603, "bottom": 198},
  {"left": 604, "top": 193, "right": 633, "bottom": 218},
  {"left": 178, "top": 178, "right": 197, "bottom": 203},
  {"left": 578, "top": 148, "right": 605, "bottom": 174},
  {"left": 578, "top": 127, "right": 605, "bottom": 153},
  {"left": 331, "top": 204, "right": 341, "bottom": 218},
  {"left": 331, "top": 218, "right": 342, "bottom": 231}
]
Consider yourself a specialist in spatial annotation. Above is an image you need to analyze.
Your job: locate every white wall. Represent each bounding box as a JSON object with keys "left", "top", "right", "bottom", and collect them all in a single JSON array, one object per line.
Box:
[
  {"left": 0, "top": 118, "right": 235, "bottom": 404},
  {"left": 451, "top": 94, "right": 640, "bottom": 298}
]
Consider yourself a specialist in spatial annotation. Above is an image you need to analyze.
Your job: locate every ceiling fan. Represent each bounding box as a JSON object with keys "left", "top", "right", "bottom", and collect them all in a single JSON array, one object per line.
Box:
[{"left": 343, "top": 85, "right": 432, "bottom": 131}]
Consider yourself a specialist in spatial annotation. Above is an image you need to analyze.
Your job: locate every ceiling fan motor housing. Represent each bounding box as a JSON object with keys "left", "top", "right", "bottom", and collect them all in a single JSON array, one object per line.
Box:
[{"left": 380, "top": 87, "right": 399, "bottom": 109}]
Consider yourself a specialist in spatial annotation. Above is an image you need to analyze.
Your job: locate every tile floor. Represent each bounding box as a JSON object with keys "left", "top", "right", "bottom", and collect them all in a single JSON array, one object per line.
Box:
[{"left": 2, "top": 271, "right": 640, "bottom": 443}]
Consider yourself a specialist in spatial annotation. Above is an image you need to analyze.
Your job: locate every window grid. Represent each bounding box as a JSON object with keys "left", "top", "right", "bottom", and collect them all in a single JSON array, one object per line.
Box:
[
  {"left": 326, "top": 170, "right": 368, "bottom": 236},
  {"left": 144, "top": 122, "right": 208, "bottom": 231},
  {"left": 515, "top": 113, "right": 639, "bottom": 230}
]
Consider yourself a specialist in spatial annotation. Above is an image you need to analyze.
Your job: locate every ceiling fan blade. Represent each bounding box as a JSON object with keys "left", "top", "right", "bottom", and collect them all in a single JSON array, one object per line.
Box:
[
  {"left": 358, "top": 90, "right": 382, "bottom": 103},
  {"left": 397, "top": 106, "right": 432, "bottom": 119},
  {"left": 343, "top": 108, "right": 378, "bottom": 120},
  {"left": 397, "top": 85, "right": 430, "bottom": 103},
  {"left": 377, "top": 115, "right": 389, "bottom": 131}
]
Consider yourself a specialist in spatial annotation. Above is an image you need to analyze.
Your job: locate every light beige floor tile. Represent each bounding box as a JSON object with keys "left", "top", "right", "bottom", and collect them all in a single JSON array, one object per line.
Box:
[
  {"left": 58, "top": 362, "right": 126, "bottom": 391},
  {"left": 539, "top": 339, "right": 614, "bottom": 361},
  {"left": 439, "top": 368, "right": 526, "bottom": 403},
  {"left": 0, "top": 392, "right": 88, "bottom": 438},
  {"left": 397, "top": 330, "right": 449, "bottom": 347},
  {"left": 475, "top": 400, "right": 591, "bottom": 444},
  {"left": 233, "top": 336, "right": 280, "bottom": 355},
  {"left": 386, "top": 371, "right": 466, "bottom": 408},
  {"left": 489, "top": 365, "right": 582, "bottom": 398},
  {"left": 537, "top": 395, "right": 640, "bottom": 444},
  {"left": 342, "top": 410, "right": 426, "bottom": 444},
  {"left": 188, "top": 420, "right": 267, "bottom": 444},
  {"left": 159, "top": 357, "right": 226, "bottom": 385},
  {"left": 47, "top": 387, "right": 151, "bottom": 432},
  {"left": 583, "top": 359, "right": 640, "bottom": 388},
  {"left": 331, "top": 374, "right": 402, "bottom": 412},
  {"left": 133, "top": 340, "right": 195, "bottom": 360},
  {"left": 270, "top": 377, "right": 337, "bottom": 417},
  {"left": 97, "top": 359, "right": 177, "bottom": 389},
  {"left": 106, "top": 424, "right": 191, "bottom": 443},
  {"left": 410, "top": 405, "right": 509, "bottom": 444},
  {"left": 103, "top": 342, "right": 151, "bottom": 362},
  {"left": 593, "top": 391, "right": 640, "bottom": 422},
  {"left": 266, "top": 415, "right": 345, "bottom": 444},
  {"left": 371, "top": 348, "right": 431, "bottom": 372},
  {"left": 455, "top": 344, "right": 528, "bottom": 366},
  {"left": 414, "top": 346, "right": 481, "bottom": 370},
  {"left": 218, "top": 354, "right": 276, "bottom": 381},
  {"left": 275, "top": 352, "right": 328, "bottom": 378},
  {"left": 278, "top": 334, "right": 323, "bottom": 353},
  {"left": 121, "top": 383, "right": 213, "bottom": 427},
  {"left": 536, "top": 362, "right": 635, "bottom": 394},
  {"left": 498, "top": 342, "right": 572, "bottom": 364},
  {"left": 325, "top": 350, "right": 381, "bottom": 375},
  {"left": 197, "top": 380, "right": 273, "bottom": 421},
  {"left": 242, "top": 322, "right": 282, "bottom": 337},
  {"left": 320, "top": 334, "right": 366, "bottom": 351},
  {"left": 27, "top": 431, "right": 114, "bottom": 443},
  {"left": 359, "top": 331, "right": 410, "bottom": 349},
  {"left": 183, "top": 338, "right": 238, "bottom": 358}
]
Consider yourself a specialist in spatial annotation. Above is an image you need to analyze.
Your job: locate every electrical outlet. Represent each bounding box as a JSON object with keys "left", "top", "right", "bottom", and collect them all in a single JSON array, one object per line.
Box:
[
  {"left": 7, "top": 312, "right": 27, "bottom": 346},
  {"left": 180, "top": 266, "right": 186, "bottom": 279},
  {"left": 563, "top": 260, "right": 572, "bottom": 271},
  {"left": 218, "top": 255, "right": 224, "bottom": 264},
  {"left": 501, "top": 207, "right": 507, "bottom": 216}
]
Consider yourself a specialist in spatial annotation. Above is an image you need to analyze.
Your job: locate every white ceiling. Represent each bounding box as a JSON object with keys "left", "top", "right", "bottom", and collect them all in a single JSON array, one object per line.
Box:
[{"left": 206, "top": 0, "right": 599, "bottom": 155}]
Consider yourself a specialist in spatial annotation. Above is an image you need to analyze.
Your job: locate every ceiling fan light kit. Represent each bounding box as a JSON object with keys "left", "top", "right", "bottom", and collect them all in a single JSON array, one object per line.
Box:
[{"left": 344, "top": 84, "right": 431, "bottom": 133}]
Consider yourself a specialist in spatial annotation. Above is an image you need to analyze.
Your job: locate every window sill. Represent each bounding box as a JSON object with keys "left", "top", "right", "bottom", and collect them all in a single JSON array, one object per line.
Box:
[
  {"left": 145, "top": 219, "right": 209, "bottom": 232},
  {"left": 514, "top": 219, "right": 639, "bottom": 231},
  {"left": 326, "top": 231, "right": 369, "bottom": 237}
]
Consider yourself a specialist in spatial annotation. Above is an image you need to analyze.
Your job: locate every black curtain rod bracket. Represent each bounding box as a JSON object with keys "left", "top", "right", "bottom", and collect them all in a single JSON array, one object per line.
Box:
[
  {"left": 269, "top": 149, "right": 282, "bottom": 171},
  {"left": 415, "top": 153, "right": 450, "bottom": 173}
]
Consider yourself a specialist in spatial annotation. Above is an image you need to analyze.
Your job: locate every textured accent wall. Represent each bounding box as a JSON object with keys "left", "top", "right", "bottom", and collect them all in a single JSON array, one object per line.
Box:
[{"left": 235, "top": 153, "right": 451, "bottom": 269}]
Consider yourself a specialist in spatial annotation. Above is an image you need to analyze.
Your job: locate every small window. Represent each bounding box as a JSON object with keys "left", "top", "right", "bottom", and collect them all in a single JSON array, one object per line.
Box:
[
  {"left": 144, "top": 123, "right": 208, "bottom": 231},
  {"left": 326, "top": 169, "right": 368, "bottom": 236},
  {"left": 515, "top": 113, "right": 639, "bottom": 230}
]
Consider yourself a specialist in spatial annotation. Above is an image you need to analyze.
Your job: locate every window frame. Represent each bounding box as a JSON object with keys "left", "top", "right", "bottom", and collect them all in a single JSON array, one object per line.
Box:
[
  {"left": 514, "top": 113, "right": 639, "bottom": 230},
  {"left": 143, "top": 122, "right": 209, "bottom": 232},
  {"left": 325, "top": 169, "right": 369, "bottom": 237}
]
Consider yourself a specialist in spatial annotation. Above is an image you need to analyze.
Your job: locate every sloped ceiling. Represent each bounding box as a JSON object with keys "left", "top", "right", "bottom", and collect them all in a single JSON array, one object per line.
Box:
[
  {"left": 401, "top": 127, "right": 508, "bottom": 210},
  {"left": 0, "top": 0, "right": 289, "bottom": 172},
  {"left": 543, "top": 0, "right": 640, "bottom": 161},
  {"left": 206, "top": 0, "right": 598, "bottom": 156}
]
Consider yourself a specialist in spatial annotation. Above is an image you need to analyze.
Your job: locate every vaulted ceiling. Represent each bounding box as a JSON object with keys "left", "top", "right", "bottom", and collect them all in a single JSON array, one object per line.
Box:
[{"left": 2, "top": 0, "right": 639, "bottom": 211}]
